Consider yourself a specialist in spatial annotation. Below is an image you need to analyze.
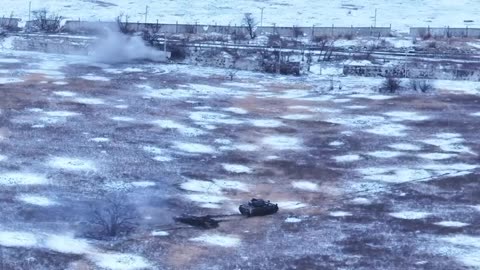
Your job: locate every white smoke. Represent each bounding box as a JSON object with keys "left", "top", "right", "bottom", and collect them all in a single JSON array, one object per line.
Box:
[{"left": 90, "top": 29, "right": 166, "bottom": 63}]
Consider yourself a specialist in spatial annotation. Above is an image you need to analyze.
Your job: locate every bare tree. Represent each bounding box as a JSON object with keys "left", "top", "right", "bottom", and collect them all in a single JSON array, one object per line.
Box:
[
  {"left": 116, "top": 13, "right": 133, "bottom": 34},
  {"left": 242, "top": 13, "right": 257, "bottom": 39},
  {"left": 380, "top": 76, "right": 402, "bottom": 93},
  {"left": 89, "top": 193, "right": 139, "bottom": 238},
  {"left": 31, "top": 9, "right": 63, "bottom": 33}
]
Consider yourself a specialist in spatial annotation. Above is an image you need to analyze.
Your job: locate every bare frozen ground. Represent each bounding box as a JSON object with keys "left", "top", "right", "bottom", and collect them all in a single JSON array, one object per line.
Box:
[{"left": 0, "top": 51, "right": 479, "bottom": 270}]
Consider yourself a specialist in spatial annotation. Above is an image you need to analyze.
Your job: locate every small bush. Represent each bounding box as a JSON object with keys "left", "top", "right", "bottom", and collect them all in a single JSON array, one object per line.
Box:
[
  {"left": 409, "top": 79, "right": 434, "bottom": 93},
  {"left": 88, "top": 194, "right": 139, "bottom": 239},
  {"left": 31, "top": 9, "right": 63, "bottom": 33},
  {"left": 380, "top": 77, "right": 402, "bottom": 93}
]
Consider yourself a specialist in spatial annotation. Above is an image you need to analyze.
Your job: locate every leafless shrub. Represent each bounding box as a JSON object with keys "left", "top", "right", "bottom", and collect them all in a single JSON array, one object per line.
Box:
[
  {"left": 31, "top": 9, "right": 63, "bottom": 33},
  {"left": 116, "top": 13, "right": 134, "bottom": 35},
  {"left": 226, "top": 69, "right": 238, "bottom": 81},
  {"left": 410, "top": 79, "right": 434, "bottom": 93},
  {"left": 242, "top": 13, "right": 257, "bottom": 39},
  {"left": 380, "top": 76, "right": 402, "bottom": 93},
  {"left": 88, "top": 194, "right": 139, "bottom": 239}
]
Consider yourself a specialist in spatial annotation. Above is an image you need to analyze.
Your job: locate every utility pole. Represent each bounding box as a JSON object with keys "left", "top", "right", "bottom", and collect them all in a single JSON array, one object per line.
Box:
[
  {"left": 374, "top": 8, "right": 377, "bottom": 28},
  {"left": 28, "top": 1, "right": 32, "bottom": 21},
  {"left": 144, "top": 5, "right": 149, "bottom": 25},
  {"left": 259, "top": 7, "right": 265, "bottom": 27}
]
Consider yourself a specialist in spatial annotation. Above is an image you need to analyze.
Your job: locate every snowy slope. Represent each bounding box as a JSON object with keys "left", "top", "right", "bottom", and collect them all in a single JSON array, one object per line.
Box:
[{"left": 2, "top": 0, "right": 479, "bottom": 32}]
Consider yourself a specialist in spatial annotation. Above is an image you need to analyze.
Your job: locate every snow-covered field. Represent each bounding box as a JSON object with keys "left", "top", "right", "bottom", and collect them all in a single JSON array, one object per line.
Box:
[
  {"left": 3, "top": 0, "right": 480, "bottom": 32},
  {"left": 0, "top": 46, "right": 479, "bottom": 269}
]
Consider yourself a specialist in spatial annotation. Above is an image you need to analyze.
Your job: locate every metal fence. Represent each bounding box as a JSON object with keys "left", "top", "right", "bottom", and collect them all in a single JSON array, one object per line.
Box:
[
  {"left": 60, "top": 20, "right": 392, "bottom": 37},
  {"left": 410, "top": 27, "right": 480, "bottom": 38}
]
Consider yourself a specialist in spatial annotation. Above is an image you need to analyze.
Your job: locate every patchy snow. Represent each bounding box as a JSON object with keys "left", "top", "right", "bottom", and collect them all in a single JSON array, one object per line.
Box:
[
  {"left": 45, "top": 234, "right": 94, "bottom": 254},
  {"left": 349, "top": 94, "right": 394, "bottom": 100},
  {"left": 332, "top": 98, "right": 352, "bottom": 103},
  {"left": 185, "top": 193, "right": 228, "bottom": 204},
  {"left": 151, "top": 231, "right": 169, "bottom": 236},
  {"left": 366, "top": 123, "right": 409, "bottom": 137},
  {"left": 344, "top": 105, "right": 368, "bottom": 109},
  {"left": 285, "top": 217, "right": 302, "bottom": 223},
  {"left": 367, "top": 151, "right": 404, "bottom": 158},
  {"left": 434, "top": 221, "right": 469, "bottom": 228},
  {"left": 329, "top": 141, "right": 344, "bottom": 147},
  {"left": 110, "top": 116, "right": 135, "bottom": 122},
  {"left": 0, "top": 172, "right": 48, "bottom": 185},
  {"left": 422, "top": 134, "right": 474, "bottom": 155},
  {"left": 43, "top": 111, "right": 80, "bottom": 117},
  {"left": 329, "top": 211, "right": 353, "bottom": 217},
  {"left": 181, "top": 179, "right": 223, "bottom": 194},
  {"left": 0, "top": 58, "right": 20, "bottom": 63},
  {"left": 223, "top": 107, "right": 248, "bottom": 114},
  {"left": 0, "top": 231, "right": 38, "bottom": 248},
  {"left": 358, "top": 167, "right": 432, "bottom": 183},
  {"left": 0, "top": 77, "right": 24, "bottom": 84},
  {"left": 418, "top": 153, "right": 457, "bottom": 160},
  {"left": 222, "top": 163, "right": 253, "bottom": 174},
  {"left": 213, "top": 179, "right": 249, "bottom": 192},
  {"left": 190, "top": 234, "right": 240, "bottom": 247},
  {"left": 384, "top": 111, "right": 430, "bottom": 122},
  {"left": 190, "top": 111, "right": 243, "bottom": 125},
  {"left": 389, "top": 211, "right": 431, "bottom": 220},
  {"left": 90, "top": 253, "right": 151, "bottom": 270},
  {"left": 261, "top": 135, "right": 302, "bottom": 150},
  {"left": 439, "top": 235, "right": 480, "bottom": 268},
  {"left": 131, "top": 181, "right": 156, "bottom": 188},
  {"left": 350, "top": 197, "right": 372, "bottom": 205},
  {"left": 292, "top": 181, "right": 320, "bottom": 191},
  {"left": 334, "top": 154, "right": 361, "bottom": 162},
  {"left": 153, "top": 156, "right": 173, "bottom": 162},
  {"left": 48, "top": 157, "right": 97, "bottom": 172},
  {"left": 152, "top": 119, "right": 206, "bottom": 137},
  {"left": 90, "top": 137, "right": 110, "bottom": 143},
  {"left": 115, "top": 104, "right": 129, "bottom": 109},
  {"left": 17, "top": 194, "right": 58, "bottom": 206},
  {"left": 174, "top": 142, "right": 216, "bottom": 154},
  {"left": 73, "top": 97, "right": 106, "bottom": 105},
  {"left": 221, "top": 143, "right": 259, "bottom": 152},
  {"left": 53, "top": 91, "right": 77, "bottom": 97},
  {"left": 250, "top": 119, "right": 284, "bottom": 128},
  {"left": 280, "top": 114, "right": 314, "bottom": 120},
  {"left": 142, "top": 146, "right": 164, "bottom": 155},
  {"left": 277, "top": 201, "right": 307, "bottom": 210},
  {"left": 389, "top": 143, "right": 422, "bottom": 151},
  {"left": 80, "top": 75, "right": 110, "bottom": 82}
]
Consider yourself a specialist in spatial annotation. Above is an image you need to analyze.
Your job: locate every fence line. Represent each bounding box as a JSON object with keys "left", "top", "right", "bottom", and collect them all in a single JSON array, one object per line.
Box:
[
  {"left": 410, "top": 26, "right": 480, "bottom": 38},
  {"left": 6, "top": 16, "right": 480, "bottom": 40}
]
